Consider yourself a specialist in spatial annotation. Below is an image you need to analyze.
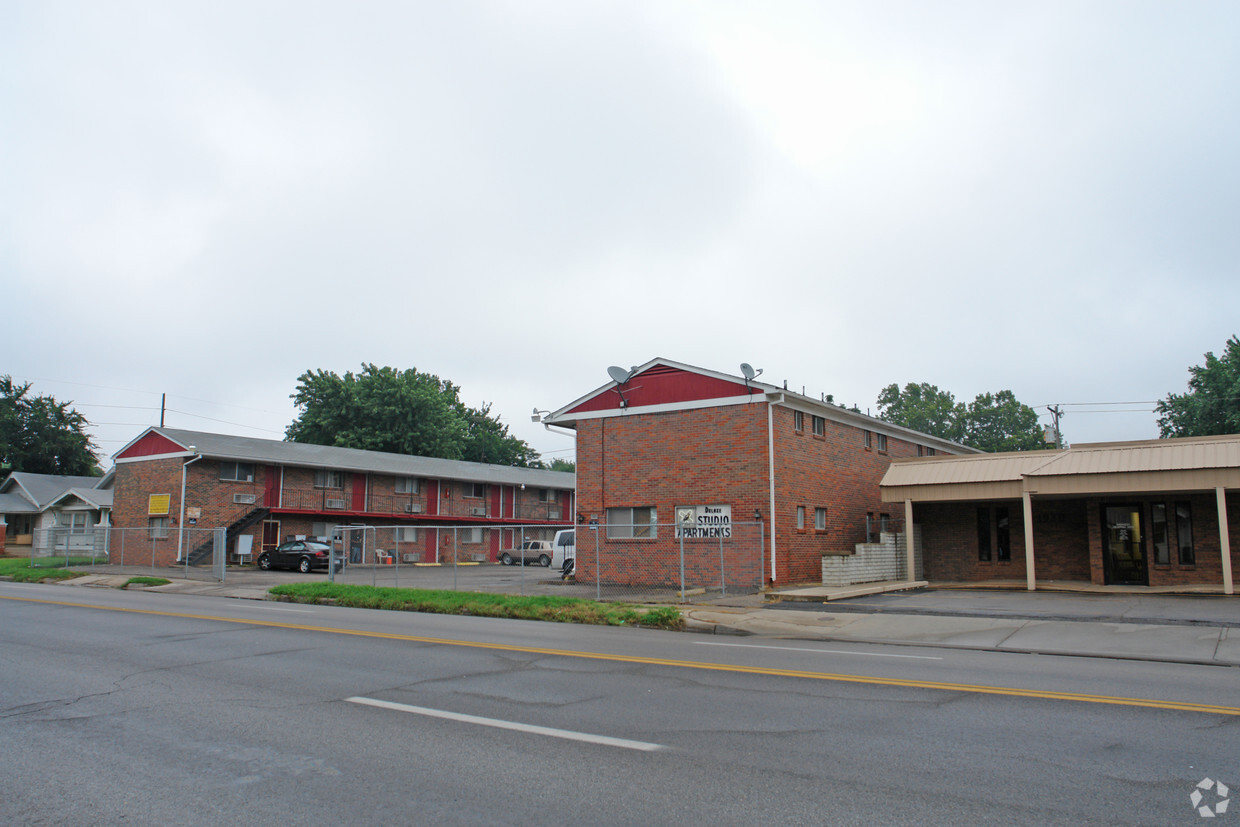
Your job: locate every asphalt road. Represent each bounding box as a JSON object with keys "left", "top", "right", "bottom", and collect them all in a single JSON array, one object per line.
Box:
[{"left": 1, "top": 581, "right": 1237, "bottom": 825}]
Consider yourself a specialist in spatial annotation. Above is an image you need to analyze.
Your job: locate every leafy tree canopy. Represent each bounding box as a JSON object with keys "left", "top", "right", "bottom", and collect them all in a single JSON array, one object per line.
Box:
[
  {"left": 877, "top": 382, "right": 1049, "bottom": 452},
  {"left": 1156, "top": 335, "right": 1240, "bottom": 438},
  {"left": 547, "top": 458, "right": 576, "bottom": 473},
  {"left": 962, "top": 390, "right": 1046, "bottom": 453},
  {"left": 0, "top": 376, "right": 101, "bottom": 475},
  {"left": 876, "top": 382, "right": 965, "bottom": 444},
  {"left": 286, "top": 364, "right": 541, "bottom": 467}
]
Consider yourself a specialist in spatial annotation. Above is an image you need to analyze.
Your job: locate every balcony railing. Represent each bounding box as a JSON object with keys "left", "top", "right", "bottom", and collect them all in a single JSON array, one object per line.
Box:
[{"left": 277, "top": 488, "right": 568, "bottom": 522}]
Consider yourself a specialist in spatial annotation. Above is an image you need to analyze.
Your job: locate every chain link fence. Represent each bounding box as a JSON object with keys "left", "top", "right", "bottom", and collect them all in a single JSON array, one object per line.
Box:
[
  {"left": 311, "top": 521, "right": 766, "bottom": 603},
  {"left": 19, "top": 521, "right": 768, "bottom": 600},
  {"left": 24, "top": 526, "right": 228, "bottom": 582}
]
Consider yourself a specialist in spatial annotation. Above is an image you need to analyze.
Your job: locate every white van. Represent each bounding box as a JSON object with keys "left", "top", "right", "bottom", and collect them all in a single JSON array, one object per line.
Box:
[{"left": 551, "top": 529, "right": 576, "bottom": 572}]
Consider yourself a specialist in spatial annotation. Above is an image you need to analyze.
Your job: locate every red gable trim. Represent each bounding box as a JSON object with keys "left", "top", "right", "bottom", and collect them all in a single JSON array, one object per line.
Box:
[
  {"left": 116, "top": 431, "right": 186, "bottom": 459},
  {"left": 567, "top": 363, "right": 753, "bottom": 415}
]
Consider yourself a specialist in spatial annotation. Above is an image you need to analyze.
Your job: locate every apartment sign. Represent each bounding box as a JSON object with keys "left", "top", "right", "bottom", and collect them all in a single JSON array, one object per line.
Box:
[{"left": 675, "top": 505, "right": 732, "bottom": 539}]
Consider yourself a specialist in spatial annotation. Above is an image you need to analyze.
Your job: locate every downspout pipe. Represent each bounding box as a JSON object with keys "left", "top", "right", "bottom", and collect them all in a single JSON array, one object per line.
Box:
[
  {"left": 765, "top": 392, "right": 784, "bottom": 582},
  {"left": 176, "top": 451, "right": 203, "bottom": 563}
]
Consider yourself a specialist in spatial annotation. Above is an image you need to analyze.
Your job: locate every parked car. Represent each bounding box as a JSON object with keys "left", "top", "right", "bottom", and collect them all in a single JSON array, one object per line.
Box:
[
  {"left": 257, "top": 539, "right": 334, "bottom": 573},
  {"left": 498, "top": 540, "right": 554, "bottom": 567},
  {"left": 552, "top": 529, "right": 575, "bottom": 575}
]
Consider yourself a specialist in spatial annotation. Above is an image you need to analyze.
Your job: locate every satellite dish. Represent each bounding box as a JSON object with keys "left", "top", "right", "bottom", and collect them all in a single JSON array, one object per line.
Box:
[
  {"left": 607, "top": 366, "right": 632, "bottom": 385},
  {"left": 739, "top": 363, "right": 762, "bottom": 381}
]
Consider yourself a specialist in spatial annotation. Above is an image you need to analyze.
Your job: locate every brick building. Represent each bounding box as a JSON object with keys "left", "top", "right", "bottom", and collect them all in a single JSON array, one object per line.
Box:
[
  {"left": 544, "top": 359, "right": 977, "bottom": 585},
  {"left": 881, "top": 435, "right": 1239, "bottom": 593},
  {"left": 111, "top": 427, "right": 574, "bottom": 567}
]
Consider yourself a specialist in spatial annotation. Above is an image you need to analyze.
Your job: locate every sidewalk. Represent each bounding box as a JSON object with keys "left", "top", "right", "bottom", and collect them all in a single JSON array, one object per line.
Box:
[
  {"left": 54, "top": 569, "right": 1240, "bottom": 667},
  {"left": 682, "top": 586, "right": 1240, "bottom": 667}
]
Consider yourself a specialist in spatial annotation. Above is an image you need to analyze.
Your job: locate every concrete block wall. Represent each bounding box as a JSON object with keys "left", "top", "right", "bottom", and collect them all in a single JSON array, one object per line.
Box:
[{"left": 821, "top": 527, "right": 923, "bottom": 585}]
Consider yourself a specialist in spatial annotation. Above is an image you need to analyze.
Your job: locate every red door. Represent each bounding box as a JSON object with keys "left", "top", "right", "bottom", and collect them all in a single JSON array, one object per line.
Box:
[
  {"left": 261, "top": 520, "right": 281, "bottom": 551},
  {"left": 263, "top": 466, "right": 279, "bottom": 507}
]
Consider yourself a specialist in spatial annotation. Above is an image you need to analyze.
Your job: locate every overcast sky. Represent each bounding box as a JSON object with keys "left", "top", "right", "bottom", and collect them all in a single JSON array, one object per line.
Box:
[{"left": 4, "top": 0, "right": 1238, "bottom": 467}]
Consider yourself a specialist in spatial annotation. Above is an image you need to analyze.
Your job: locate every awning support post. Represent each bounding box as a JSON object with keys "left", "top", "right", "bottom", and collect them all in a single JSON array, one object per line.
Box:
[
  {"left": 1022, "top": 490, "right": 1036, "bottom": 591},
  {"left": 1218, "top": 487, "right": 1233, "bottom": 596}
]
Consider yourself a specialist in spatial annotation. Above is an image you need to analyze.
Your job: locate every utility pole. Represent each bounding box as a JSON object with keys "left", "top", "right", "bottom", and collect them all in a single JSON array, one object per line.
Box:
[
  {"left": 1047, "top": 404, "right": 1064, "bottom": 448},
  {"left": 160, "top": 393, "right": 166, "bottom": 428}
]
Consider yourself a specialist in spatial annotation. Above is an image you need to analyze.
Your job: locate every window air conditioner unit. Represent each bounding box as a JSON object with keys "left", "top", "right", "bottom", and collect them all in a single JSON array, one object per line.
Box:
[
  {"left": 470, "top": 507, "right": 487, "bottom": 517},
  {"left": 234, "top": 493, "right": 257, "bottom": 505},
  {"left": 404, "top": 503, "right": 422, "bottom": 513},
  {"left": 401, "top": 552, "right": 421, "bottom": 563},
  {"left": 326, "top": 499, "right": 346, "bottom": 509},
  {"left": 549, "top": 509, "right": 561, "bottom": 520}
]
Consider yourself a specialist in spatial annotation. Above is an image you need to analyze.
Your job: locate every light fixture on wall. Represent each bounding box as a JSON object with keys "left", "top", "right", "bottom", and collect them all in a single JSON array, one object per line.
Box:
[{"left": 753, "top": 509, "right": 762, "bottom": 521}]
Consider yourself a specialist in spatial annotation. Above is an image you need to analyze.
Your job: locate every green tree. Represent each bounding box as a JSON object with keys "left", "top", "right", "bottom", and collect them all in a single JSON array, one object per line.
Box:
[
  {"left": 458, "top": 402, "right": 540, "bottom": 466},
  {"left": 547, "top": 458, "right": 576, "bottom": 473},
  {"left": 876, "top": 382, "right": 966, "bottom": 443},
  {"left": 286, "top": 364, "right": 540, "bottom": 466},
  {"left": 1156, "top": 336, "right": 1240, "bottom": 438},
  {"left": 877, "top": 381, "right": 1050, "bottom": 452},
  {"left": 0, "top": 376, "right": 101, "bottom": 475},
  {"left": 963, "top": 390, "right": 1046, "bottom": 452}
]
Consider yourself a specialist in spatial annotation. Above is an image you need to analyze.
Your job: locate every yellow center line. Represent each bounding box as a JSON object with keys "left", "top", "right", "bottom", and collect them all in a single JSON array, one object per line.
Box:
[{"left": 6, "top": 593, "right": 1239, "bottom": 716}]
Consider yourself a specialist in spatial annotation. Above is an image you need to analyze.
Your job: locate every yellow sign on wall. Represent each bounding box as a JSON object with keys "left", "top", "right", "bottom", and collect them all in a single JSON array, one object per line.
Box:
[{"left": 148, "top": 494, "right": 171, "bottom": 516}]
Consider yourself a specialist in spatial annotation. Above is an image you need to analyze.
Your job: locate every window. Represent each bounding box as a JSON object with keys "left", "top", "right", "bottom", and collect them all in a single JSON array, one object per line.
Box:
[
  {"left": 863, "top": 430, "right": 872, "bottom": 449},
  {"left": 814, "top": 507, "right": 828, "bottom": 530},
  {"left": 1151, "top": 503, "right": 1170, "bottom": 565},
  {"left": 397, "top": 527, "right": 418, "bottom": 542},
  {"left": 466, "top": 483, "right": 486, "bottom": 499},
  {"left": 995, "top": 507, "right": 1011, "bottom": 562},
  {"left": 539, "top": 488, "right": 557, "bottom": 503},
  {"left": 314, "top": 469, "right": 344, "bottom": 489},
  {"left": 796, "top": 506, "right": 805, "bottom": 530},
  {"left": 58, "top": 512, "right": 90, "bottom": 533},
  {"left": 812, "top": 415, "right": 825, "bottom": 436},
  {"left": 149, "top": 517, "right": 169, "bottom": 539},
  {"left": 311, "top": 522, "right": 336, "bottom": 541},
  {"left": 1176, "top": 502, "right": 1194, "bottom": 565},
  {"left": 606, "top": 506, "right": 657, "bottom": 539},
  {"left": 925, "top": 447, "right": 935, "bottom": 457},
  {"left": 462, "top": 527, "right": 483, "bottom": 544},
  {"left": 977, "top": 508, "right": 992, "bottom": 561},
  {"left": 875, "top": 433, "right": 888, "bottom": 453},
  {"left": 866, "top": 512, "right": 875, "bottom": 543},
  {"left": 917, "top": 445, "right": 923, "bottom": 457},
  {"left": 794, "top": 410, "right": 804, "bottom": 432},
  {"left": 879, "top": 513, "right": 891, "bottom": 533},
  {"left": 395, "top": 477, "right": 419, "bottom": 494},
  {"left": 220, "top": 462, "right": 255, "bottom": 482}
]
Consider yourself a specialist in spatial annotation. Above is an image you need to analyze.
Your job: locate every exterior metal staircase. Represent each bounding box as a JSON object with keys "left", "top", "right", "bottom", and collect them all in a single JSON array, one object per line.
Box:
[{"left": 186, "top": 507, "right": 270, "bottom": 566}]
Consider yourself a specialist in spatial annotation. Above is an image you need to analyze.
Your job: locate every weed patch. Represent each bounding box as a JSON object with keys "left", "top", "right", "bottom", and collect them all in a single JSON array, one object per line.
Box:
[{"left": 268, "top": 583, "right": 682, "bottom": 630}]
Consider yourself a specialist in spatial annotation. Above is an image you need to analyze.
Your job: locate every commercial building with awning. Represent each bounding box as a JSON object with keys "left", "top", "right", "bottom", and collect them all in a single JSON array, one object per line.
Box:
[{"left": 880, "top": 435, "right": 1239, "bottom": 593}]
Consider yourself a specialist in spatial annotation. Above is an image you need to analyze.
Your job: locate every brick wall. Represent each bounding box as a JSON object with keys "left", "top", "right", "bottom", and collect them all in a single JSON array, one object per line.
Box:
[
  {"left": 916, "top": 494, "right": 1239, "bottom": 588},
  {"left": 575, "top": 404, "right": 771, "bottom": 584},
  {"left": 574, "top": 401, "right": 942, "bottom": 585}
]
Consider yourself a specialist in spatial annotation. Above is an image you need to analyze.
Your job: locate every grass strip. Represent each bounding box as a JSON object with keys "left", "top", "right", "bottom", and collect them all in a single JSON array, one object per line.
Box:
[
  {"left": 124, "top": 576, "right": 171, "bottom": 588},
  {"left": 0, "top": 557, "right": 92, "bottom": 582},
  {"left": 269, "top": 582, "right": 682, "bottom": 630}
]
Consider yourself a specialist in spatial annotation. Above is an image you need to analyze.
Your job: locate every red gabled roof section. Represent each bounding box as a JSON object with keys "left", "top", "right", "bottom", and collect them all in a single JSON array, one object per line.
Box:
[
  {"left": 567, "top": 363, "right": 753, "bottom": 415},
  {"left": 115, "top": 430, "right": 186, "bottom": 459}
]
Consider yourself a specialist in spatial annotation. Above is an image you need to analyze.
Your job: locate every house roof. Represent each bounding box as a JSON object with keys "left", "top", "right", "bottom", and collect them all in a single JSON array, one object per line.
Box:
[
  {"left": 47, "top": 487, "right": 114, "bottom": 510},
  {"left": 0, "top": 472, "right": 107, "bottom": 510},
  {"left": 115, "top": 427, "right": 575, "bottom": 489},
  {"left": 546, "top": 357, "right": 980, "bottom": 455},
  {"left": 881, "top": 434, "right": 1240, "bottom": 502}
]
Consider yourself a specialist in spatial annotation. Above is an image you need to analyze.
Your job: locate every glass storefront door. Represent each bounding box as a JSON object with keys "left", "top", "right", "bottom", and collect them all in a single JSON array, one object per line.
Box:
[{"left": 1103, "top": 505, "right": 1148, "bottom": 585}]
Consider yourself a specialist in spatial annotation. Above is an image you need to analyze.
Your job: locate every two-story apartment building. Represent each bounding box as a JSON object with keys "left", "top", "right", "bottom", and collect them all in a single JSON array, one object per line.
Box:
[
  {"left": 544, "top": 358, "right": 978, "bottom": 585},
  {"left": 110, "top": 427, "right": 574, "bottom": 566}
]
